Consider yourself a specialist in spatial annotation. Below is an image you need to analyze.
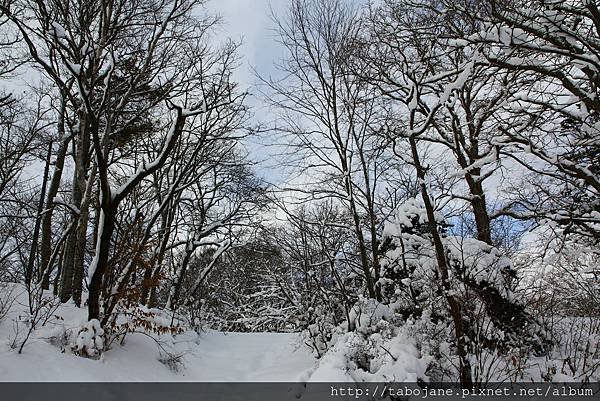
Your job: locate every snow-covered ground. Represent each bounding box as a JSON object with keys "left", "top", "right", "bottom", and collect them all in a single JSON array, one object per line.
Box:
[{"left": 0, "top": 284, "right": 316, "bottom": 381}]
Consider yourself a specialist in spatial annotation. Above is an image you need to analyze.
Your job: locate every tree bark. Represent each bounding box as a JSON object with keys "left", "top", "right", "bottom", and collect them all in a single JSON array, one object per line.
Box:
[
  {"left": 466, "top": 172, "right": 492, "bottom": 245},
  {"left": 40, "top": 102, "right": 69, "bottom": 289},
  {"left": 25, "top": 141, "right": 52, "bottom": 286},
  {"left": 59, "top": 111, "right": 91, "bottom": 303},
  {"left": 71, "top": 163, "right": 97, "bottom": 306},
  {"left": 87, "top": 207, "right": 116, "bottom": 321}
]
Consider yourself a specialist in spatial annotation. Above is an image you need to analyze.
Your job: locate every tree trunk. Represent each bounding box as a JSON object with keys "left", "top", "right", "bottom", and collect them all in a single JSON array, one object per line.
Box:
[
  {"left": 25, "top": 141, "right": 52, "bottom": 286},
  {"left": 71, "top": 163, "right": 97, "bottom": 306},
  {"left": 40, "top": 103, "right": 68, "bottom": 289},
  {"left": 52, "top": 244, "right": 65, "bottom": 296},
  {"left": 466, "top": 172, "right": 492, "bottom": 245},
  {"left": 59, "top": 112, "right": 90, "bottom": 303},
  {"left": 87, "top": 206, "right": 116, "bottom": 321},
  {"left": 141, "top": 206, "right": 172, "bottom": 304},
  {"left": 167, "top": 245, "right": 194, "bottom": 311},
  {"left": 340, "top": 152, "right": 377, "bottom": 300},
  {"left": 405, "top": 118, "right": 473, "bottom": 387}
]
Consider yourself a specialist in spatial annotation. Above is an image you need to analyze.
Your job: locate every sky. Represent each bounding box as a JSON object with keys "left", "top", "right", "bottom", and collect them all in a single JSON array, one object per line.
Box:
[
  {"left": 206, "top": 0, "right": 286, "bottom": 90},
  {"left": 205, "top": 0, "right": 289, "bottom": 183}
]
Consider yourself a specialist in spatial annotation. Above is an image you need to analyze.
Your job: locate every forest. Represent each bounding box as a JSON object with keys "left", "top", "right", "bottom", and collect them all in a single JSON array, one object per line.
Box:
[{"left": 0, "top": 0, "right": 598, "bottom": 387}]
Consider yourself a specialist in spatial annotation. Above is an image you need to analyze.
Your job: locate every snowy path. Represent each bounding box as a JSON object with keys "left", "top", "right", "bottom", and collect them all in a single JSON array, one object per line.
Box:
[
  {"left": 181, "top": 331, "right": 315, "bottom": 381},
  {"left": 0, "top": 286, "right": 315, "bottom": 381},
  {"left": 0, "top": 329, "right": 315, "bottom": 381}
]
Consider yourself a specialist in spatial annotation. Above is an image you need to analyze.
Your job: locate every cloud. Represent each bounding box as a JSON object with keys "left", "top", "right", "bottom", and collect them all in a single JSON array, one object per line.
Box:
[
  {"left": 205, "top": 0, "right": 289, "bottom": 183},
  {"left": 205, "top": 0, "right": 286, "bottom": 88}
]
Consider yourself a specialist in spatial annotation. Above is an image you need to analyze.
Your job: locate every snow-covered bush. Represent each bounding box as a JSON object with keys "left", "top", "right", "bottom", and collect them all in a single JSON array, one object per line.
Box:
[
  {"left": 309, "top": 297, "right": 430, "bottom": 382},
  {"left": 301, "top": 304, "right": 341, "bottom": 358},
  {"left": 72, "top": 319, "right": 104, "bottom": 358},
  {"left": 378, "top": 198, "right": 550, "bottom": 383},
  {"left": 524, "top": 238, "right": 599, "bottom": 320},
  {"left": 177, "top": 240, "right": 303, "bottom": 334},
  {"left": 546, "top": 317, "right": 600, "bottom": 382}
]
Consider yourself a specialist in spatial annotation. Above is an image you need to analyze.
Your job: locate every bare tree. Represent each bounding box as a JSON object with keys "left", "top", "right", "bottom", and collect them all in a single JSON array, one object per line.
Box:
[
  {"left": 264, "top": 0, "right": 394, "bottom": 301},
  {"left": 0, "top": 0, "right": 254, "bottom": 326}
]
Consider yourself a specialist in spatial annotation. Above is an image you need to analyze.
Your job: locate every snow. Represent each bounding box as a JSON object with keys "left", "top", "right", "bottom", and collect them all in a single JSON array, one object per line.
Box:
[
  {"left": 195, "top": 332, "right": 315, "bottom": 381},
  {"left": 74, "top": 319, "right": 104, "bottom": 357},
  {"left": 0, "top": 284, "right": 315, "bottom": 381},
  {"left": 382, "top": 198, "right": 443, "bottom": 237},
  {"left": 308, "top": 326, "right": 429, "bottom": 383},
  {"left": 86, "top": 209, "right": 105, "bottom": 285},
  {"left": 51, "top": 22, "right": 67, "bottom": 39},
  {"left": 438, "top": 58, "right": 476, "bottom": 105},
  {"left": 66, "top": 62, "right": 81, "bottom": 75},
  {"left": 453, "top": 147, "right": 499, "bottom": 178}
]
